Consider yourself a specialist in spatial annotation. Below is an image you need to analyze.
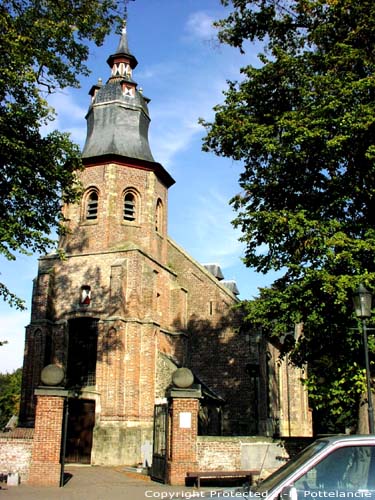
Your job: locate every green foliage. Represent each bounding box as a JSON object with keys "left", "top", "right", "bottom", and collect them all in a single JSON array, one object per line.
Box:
[
  {"left": 202, "top": 0, "right": 375, "bottom": 430},
  {"left": 0, "top": 368, "right": 22, "bottom": 430},
  {"left": 0, "top": 0, "right": 125, "bottom": 308}
]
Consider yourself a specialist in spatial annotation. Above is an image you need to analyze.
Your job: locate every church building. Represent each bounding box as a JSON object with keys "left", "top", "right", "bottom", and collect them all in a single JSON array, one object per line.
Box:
[{"left": 19, "top": 23, "right": 312, "bottom": 469}]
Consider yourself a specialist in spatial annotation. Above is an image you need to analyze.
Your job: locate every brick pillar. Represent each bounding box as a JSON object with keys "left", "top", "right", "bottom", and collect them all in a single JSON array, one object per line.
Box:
[
  {"left": 28, "top": 388, "right": 68, "bottom": 486},
  {"left": 166, "top": 387, "right": 201, "bottom": 485}
]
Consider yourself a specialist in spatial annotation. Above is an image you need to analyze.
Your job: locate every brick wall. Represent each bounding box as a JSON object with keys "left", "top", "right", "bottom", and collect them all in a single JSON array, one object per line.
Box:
[
  {"left": 197, "top": 436, "right": 314, "bottom": 480},
  {"left": 28, "top": 394, "right": 65, "bottom": 486},
  {"left": 0, "top": 428, "right": 33, "bottom": 483},
  {"left": 197, "top": 437, "right": 241, "bottom": 471}
]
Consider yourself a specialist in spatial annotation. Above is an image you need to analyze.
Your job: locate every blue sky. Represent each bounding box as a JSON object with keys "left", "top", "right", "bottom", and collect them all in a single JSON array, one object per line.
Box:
[{"left": 0, "top": 0, "right": 276, "bottom": 372}]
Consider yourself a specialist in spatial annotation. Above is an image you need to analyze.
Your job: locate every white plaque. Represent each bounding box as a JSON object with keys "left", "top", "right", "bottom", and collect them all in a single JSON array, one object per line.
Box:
[{"left": 179, "top": 412, "right": 192, "bottom": 428}]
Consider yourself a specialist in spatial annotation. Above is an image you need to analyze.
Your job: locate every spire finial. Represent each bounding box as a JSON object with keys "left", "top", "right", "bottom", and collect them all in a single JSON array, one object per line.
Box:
[
  {"left": 106, "top": 3, "right": 138, "bottom": 73},
  {"left": 115, "top": 19, "right": 130, "bottom": 56}
]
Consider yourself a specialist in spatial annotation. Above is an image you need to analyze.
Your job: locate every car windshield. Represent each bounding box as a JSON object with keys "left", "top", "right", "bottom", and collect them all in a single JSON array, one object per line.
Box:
[{"left": 253, "top": 439, "right": 329, "bottom": 494}]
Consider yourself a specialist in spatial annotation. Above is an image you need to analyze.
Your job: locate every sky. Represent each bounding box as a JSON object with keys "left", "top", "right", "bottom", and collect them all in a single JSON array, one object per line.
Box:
[{"left": 0, "top": 0, "right": 277, "bottom": 372}]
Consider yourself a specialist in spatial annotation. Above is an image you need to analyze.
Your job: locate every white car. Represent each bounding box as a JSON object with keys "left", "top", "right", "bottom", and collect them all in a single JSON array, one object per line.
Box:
[{"left": 214, "top": 435, "right": 375, "bottom": 500}]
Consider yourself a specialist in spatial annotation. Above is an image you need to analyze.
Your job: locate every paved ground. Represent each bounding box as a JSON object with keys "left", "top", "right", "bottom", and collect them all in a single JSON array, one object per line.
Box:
[{"left": 0, "top": 466, "right": 234, "bottom": 500}]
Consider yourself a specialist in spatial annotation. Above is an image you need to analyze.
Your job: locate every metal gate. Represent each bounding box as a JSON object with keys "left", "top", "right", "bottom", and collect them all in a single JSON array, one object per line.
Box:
[{"left": 151, "top": 404, "right": 168, "bottom": 482}]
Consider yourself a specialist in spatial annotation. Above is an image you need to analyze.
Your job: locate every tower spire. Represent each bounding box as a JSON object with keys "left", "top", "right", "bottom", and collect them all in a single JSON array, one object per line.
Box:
[
  {"left": 115, "top": 20, "right": 130, "bottom": 55},
  {"left": 106, "top": 19, "right": 138, "bottom": 77}
]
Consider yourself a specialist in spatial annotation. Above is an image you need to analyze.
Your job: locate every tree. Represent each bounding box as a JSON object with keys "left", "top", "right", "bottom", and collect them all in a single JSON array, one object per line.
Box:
[
  {"left": 0, "top": 368, "right": 22, "bottom": 430},
  {"left": 0, "top": 0, "right": 126, "bottom": 309},
  {"left": 201, "top": 0, "right": 375, "bottom": 431}
]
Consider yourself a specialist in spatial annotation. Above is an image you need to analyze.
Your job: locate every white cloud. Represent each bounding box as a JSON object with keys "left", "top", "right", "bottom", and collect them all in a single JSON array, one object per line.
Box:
[
  {"left": 150, "top": 104, "right": 205, "bottom": 168},
  {"left": 136, "top": 68, "right": 157, "bottom": 80},
  {"left": 42, "top": 91, "right": 87, "bottom": 146},
  {"left": 194, "top": 189, "right": 244, "bottom": 266},
  {"left": 170, "top": 186, "right": 244, "bottom": 270},
  {"left": 137, "top": 63, "right": 176, "bottom": 82},
  {"left": 184, "top": 11, "right": 218, "bottom": 41},
  {"left": 49, "top": 91, "right": 86, "bottom": 121},
  {"left": 150, "top": 127, "right": 195, "bottom": 168},
  {"left": 149, "top": 72, "right": 229, "bottom": 168}
]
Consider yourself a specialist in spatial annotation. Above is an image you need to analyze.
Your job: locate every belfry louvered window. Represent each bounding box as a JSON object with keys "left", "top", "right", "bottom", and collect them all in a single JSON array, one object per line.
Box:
[
  {"left": 124, "top": 192, "right": 136, "bottom": 221},
  {"left": 86, "top": 191, "right": 98, "bottom": 220}
]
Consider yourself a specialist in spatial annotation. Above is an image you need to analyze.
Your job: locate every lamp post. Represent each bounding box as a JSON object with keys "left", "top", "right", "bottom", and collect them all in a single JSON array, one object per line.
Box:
[{"left": 353, "top": 284, "right": 375, "bottom": 434}]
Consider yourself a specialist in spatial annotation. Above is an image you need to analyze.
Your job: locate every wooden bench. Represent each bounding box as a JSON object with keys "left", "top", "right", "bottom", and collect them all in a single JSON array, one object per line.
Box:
[{"left": 186, "top": 470, "right": 259, "bottom": 488}]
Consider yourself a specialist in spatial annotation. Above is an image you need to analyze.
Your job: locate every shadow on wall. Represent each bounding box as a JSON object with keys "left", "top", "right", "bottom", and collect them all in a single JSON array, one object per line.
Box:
[
  {"left": 171, "top": 308, "right": 265, "bottom": 436},
  {"left": 45, "top": 261, "right": 125, "bottom": 321}
]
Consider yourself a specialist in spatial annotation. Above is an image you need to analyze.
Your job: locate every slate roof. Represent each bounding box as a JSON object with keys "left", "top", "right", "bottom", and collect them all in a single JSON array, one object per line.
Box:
[
  {"left": 221, "top": 280, "right": 240, "bottom": 296},
  {"left": 82, "top": 24, "right": 155, "bottom": 164},
  {"left": 82, "top": 83, "right": 155, "bottom": 162},
  {"left": 203, "top": 264, "right": 224, "bottom": 280}
]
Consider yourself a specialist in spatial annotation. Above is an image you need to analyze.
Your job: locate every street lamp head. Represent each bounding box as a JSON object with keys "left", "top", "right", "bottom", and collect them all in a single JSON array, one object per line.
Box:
[{"left": 353, "top": 284, "right": 373, "bottom": 319}]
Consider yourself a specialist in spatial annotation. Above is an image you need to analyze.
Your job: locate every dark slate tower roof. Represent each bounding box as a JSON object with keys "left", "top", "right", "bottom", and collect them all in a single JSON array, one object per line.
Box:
[
  {"left": 82, "top": 22, "right": 173, "bottom": 185},
  {"left": 203, "top": 264, "right": 224, "bottom": 280},
  {"left": 222, "top": 280, "right": 240, "bottom": 296}
]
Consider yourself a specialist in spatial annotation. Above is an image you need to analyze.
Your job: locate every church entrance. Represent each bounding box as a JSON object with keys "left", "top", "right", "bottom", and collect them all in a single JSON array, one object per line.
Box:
[{"left": 65, "top": 398, "right": 95, "bottom": 464}]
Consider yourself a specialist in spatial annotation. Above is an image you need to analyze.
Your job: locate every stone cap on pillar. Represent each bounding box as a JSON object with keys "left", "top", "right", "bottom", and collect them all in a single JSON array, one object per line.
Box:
[
  {"left": 34, "top": 387, "right": 70, "bottom": 397},
  {"left": 168, "top": 385, "right": 202, "bottom": 399}
]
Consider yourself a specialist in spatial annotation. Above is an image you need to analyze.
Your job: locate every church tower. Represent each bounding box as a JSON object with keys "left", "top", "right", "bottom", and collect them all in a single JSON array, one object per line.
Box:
[
  {"left": 19, "top": 24, "right": 178, "bottom": 465},
  {"left": 62, "top": 22, "right": 174, "bottom": 261}
]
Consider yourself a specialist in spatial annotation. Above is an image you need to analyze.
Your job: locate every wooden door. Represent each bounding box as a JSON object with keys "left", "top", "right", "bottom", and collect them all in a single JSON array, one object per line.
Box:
[{"left": 65, "top": 399, "right": 95, "bottom": 464}]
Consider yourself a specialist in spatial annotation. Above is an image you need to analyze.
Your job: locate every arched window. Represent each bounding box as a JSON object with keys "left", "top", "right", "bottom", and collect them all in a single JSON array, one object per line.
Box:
[
  {"left": 123, "top": 192, "right": 136, "bottom": 221},
  {"left": 155, "top": 198, "right": 163, "bottom": 232},
  {"left": 86, "top": 190, "right": 99, "bottom": 220}
]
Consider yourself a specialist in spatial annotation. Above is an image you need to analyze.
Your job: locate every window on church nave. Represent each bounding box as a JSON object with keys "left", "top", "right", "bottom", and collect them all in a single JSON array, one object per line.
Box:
[
  {"left": 124, "top": 192, "right": 136, "bottom": 221},
  {"left": 86, "top": 190, "right": 99, "bottom": 220}
]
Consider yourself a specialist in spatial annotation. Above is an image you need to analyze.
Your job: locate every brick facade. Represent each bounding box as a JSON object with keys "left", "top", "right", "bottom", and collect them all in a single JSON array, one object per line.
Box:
[{"left": 17, "top": 27, "right": 312, "bottom": 485}]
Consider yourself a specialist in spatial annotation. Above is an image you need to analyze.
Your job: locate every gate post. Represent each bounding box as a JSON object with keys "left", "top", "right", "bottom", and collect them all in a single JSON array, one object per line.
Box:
[
  {"left": 28, "top": 385, "right": 68, "bottom": 486},
  {"left": 166, "top": 380, "right": 201, "bottom": 485}
]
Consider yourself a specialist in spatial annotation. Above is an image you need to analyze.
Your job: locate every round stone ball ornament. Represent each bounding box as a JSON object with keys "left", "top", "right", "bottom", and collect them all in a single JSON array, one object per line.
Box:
[
  {"left": 172, "top": 367, "right": 194, "bottom": 388},
  {"left": 40, "top": 364, "right": 65, "bottom": 386}
]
